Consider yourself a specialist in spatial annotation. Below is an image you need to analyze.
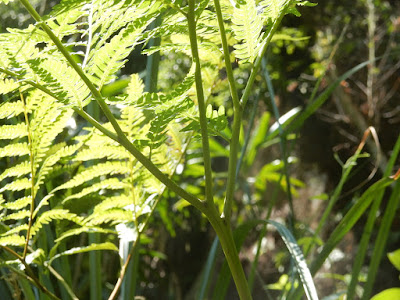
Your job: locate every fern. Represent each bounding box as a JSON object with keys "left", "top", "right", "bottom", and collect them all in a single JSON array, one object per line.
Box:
[
  {"left": 231, "top": 0, "right": 263, "bottom": 63},
  {"left": 0, "top": 143, "right": 29, "bottom": 158},
  {"left": 230, "top": 0, "right": 315, "bottom": 63},
  {"left": 0, "top": 235, "right": 25, "bottom": 247},
  {"left": 0, "top": 0, "right": 316, "bottom": 298}
]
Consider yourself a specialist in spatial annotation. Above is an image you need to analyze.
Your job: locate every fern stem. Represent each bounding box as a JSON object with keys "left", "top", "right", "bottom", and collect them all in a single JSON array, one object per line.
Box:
[
  {"left": 240, "top": 0, "right": 294, "bottom": 108},
  {"left": 18, "top": 0, "right": 204, "bottom": 212},
  {"left": 1, "top": 246, "right": 61, "bottom": 300},
  {"left": 206, "top": 210, "right": 253, "bottom": 300},
  {"left": 212, "top": 0, "right": 240, "bottom": 110},
  {"left": 187, "top": 0, "right": 214, "bottom": 204},
  {"left": 20, "top": 90, "right": 35, "bottom": 260},
  {"left": 47, "top": 265, "right": 78, "bottom": 300},
  {"left": 212, "top": 0, "right": 242, "bottom": 222},
  {"left": 81, "top": 3, "right": 93, "bottom": 69}
]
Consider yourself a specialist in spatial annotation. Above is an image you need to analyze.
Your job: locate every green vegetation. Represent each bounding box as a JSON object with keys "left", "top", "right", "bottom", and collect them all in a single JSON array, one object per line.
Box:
[{"left": 0, "top": 0, "right": 399, "bottom": 299}]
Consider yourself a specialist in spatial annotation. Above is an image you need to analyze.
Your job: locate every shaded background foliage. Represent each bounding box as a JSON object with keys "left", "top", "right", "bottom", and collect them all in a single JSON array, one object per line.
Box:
[{"left": 0, "top": 0, "right": 399, "bottom": 299}]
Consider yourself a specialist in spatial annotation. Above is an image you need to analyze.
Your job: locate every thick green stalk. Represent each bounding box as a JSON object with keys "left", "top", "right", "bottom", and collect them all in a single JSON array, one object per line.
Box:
[
  {"left": 187, "top": 0, "right": 214, "bottom": 204},
  {"left": 212, "top": 0, "right": 240, "bottom": 110},
  {"left": 213, "top": 0, "right": 242, "bottom": 221},
  {"left": 207, "top": 210, "right": 253, "bottom": 300},
  {"left": 224, "top": 110, "right": 242, "bottom": 220}
]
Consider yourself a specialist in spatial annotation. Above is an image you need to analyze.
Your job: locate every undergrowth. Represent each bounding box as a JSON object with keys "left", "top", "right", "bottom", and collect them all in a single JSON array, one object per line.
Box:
[{"left": 0, "top": 0, "right": 399, "bottom": 299}]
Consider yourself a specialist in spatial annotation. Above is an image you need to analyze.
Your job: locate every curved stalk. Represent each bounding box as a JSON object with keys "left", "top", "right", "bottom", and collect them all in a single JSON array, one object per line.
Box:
[
  {"left": 20, "top": 90, "right": 36, "bottom": 260},
  {"left": 206, "top": 209, "right": 253, "bottom": 300},
  {"left": 187, "top": 0, "right": 214, "bottom": 204},
  {"left": 212, "top": 0, "right": 242, "bottom": 221}
]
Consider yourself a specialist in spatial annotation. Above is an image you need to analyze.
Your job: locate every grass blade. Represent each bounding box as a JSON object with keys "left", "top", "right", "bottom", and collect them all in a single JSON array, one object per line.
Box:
[
  {"left": 197, "top": 237, "right": 219, "bottom": 300},
  {"left": 361, "top": 181, "right": 400, "bottom": 300},
  {"left": 310, "top": 177, "right": 394, "bottom": 276},
  {"left": 347, "top": 133, "right": 400, "bottom": 299},
  {"left": 212, "top": 220, "right": 318, "bottom": 300}
]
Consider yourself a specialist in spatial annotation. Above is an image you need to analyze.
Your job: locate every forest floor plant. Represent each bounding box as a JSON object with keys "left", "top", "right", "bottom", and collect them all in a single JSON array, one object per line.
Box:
[{"left": 0, "top": 0, "right": 399, "bottom": 299}]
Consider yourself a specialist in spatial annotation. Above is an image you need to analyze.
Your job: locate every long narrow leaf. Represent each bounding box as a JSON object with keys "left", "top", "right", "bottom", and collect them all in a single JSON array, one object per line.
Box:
[
  {"left": 212, "top": 219, "right": 318, "bottom": 300},
  {"left": 361, "top": 181, "right": 400, "bottom": 300},
  {"left": 347, "top": 133, "right": 400, "bottom": 299}
]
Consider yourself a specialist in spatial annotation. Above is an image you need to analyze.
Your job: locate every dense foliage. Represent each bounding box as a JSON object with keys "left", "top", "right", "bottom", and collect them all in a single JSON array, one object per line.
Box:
[{"left": 0, "top": 0, "right": 399, "bottom": 299}]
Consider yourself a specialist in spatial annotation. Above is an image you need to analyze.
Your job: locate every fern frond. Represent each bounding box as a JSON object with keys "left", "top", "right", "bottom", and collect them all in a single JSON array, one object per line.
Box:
[
  {"left": 0, "top": 225, "right": 29, "bottom": 236},
  {"left": 36, "top": 143, "right": 82, "bottom": 188},
  {"left": 48, "top": 242, "right": 118, "bottom": 265},
  {"left": 26, "top": 58, "right": 90, "bottom": 106},
  {"left": 0, "top": 161, "right": 31, "bottom": 182},
  {"left": 0, "top": 31, "right": 41, "bottom": 72},
  {"left": 230, "top": 0, "right": 264, "bottom": 63},
  {"left": 86, "top": 5, "right": 156, "bottom": 89},
  {"left": 93, "top": 195, "right": 132, "bottom": 213},
  {"left": 0, "top": 178, "right": 31, "bottom": 193},
  {"left": 84, "top": 208, "right": 134, "bottom": 226},
  {"left": 0, "top": 78, "right": 19, "bottom": 96},
  {"left": 0, "top": 101, "right": 24, "bottom": 120},
  {"left": 54, "top": 161, "right": 131, "bottom": 191},
  {"left": 1, "top": 196, "right": 31, "bottom": 210},
  {"left": 74, "top": 145, "right": 130, "bottom": 161},
  {"left": 124, "top": 73, "right": 145, "bottom": 104},
  {"left": 259, "top": 0, "right": 289, "bottom": 21},
  {"left": 0, "top": 123, "right": 27, "bottom": 140},
  {"left": 0, "top": 143, "right": 29, "bottom": 158},
  {"left": 29, "top": 209, "right": 83, "bottom": 239},
  {"left": 0, "top": 235, "right": 25, "bottom": 247},
  {"left": 62, "top": 178, "right": 128, "bottom": 203},
  {"left": 1, "top": 210, "right": 30, "bottom": 221},
  {"left": 33, "top": 194, "right": 55, "bottom": 218},
  {"left": 54, "top": 226, "right": 116, "bottom": 244},
  {"left": 27, "top": 92, "right": 74, "bottom": 164}
]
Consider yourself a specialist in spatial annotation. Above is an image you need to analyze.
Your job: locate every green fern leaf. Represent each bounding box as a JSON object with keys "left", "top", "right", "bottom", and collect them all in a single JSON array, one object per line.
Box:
[
  {"left": 86, "top": 9, "right": 156, "bottom": 89},
  {"left": 62, "top": 178, "right": 128, "bottom": 203},
  {"left": 0, "top": 235, "right": 25, "bottom": 247},
  {"left": 48, "top": 242, "right": 118, "bottom": 265},
  {"left": 55, "top": 227, "right": 116, "bottom": 244},
  {"left": 1, "top": 224, "right": 29, "bottom": 236},
  {"left": 33, "top": 194, "right": 55, "bottom": 218},
  {"left": 0, "top": 178, "right": 31, "bottom": 193},
  {"left": 74, "top": 145, "right": 130, "bottom": 161},
  {"left": 1, "top": 210, "right": 30, "bottom": 221},
  {"left": 93, "top": 195, "right": 132, "bottom": 213},
  {"left": 231, "top": 0, "right": 263, "bottom": 63},
  {"left": 124, "top": 73, "right": 145, "bottom": 103},
  {"left": 0, "top": 78, "right": 19, "bottom": 95},
  {"left": 84, "top": 208, "right": 134, "bottom": 226},
  {"left": 0, "top": 123, "right": 27, "bottom": 140},
  {"left": 53, "top": 161, "right": 131, "bottom": 191},
  {"left": 0, "top": 100, "right": 24, "bottom": 119},
  {"left": 36, "top": 142, "right": 82, "bottom": 188},
  {"left": 29, "top": 209, "right": 82, "bottom": 239},
  {"left": 1, "top": 196, "right": 31, "bottom": 210},
  {"left": 0, "top": 143, "right": 29, "bottom": 158},
  {"left": 0, "top": 161, "right": 31, "bottom": 181},
  {"left": 27, "top": 58, "right": 90, "bottom": 106}
]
